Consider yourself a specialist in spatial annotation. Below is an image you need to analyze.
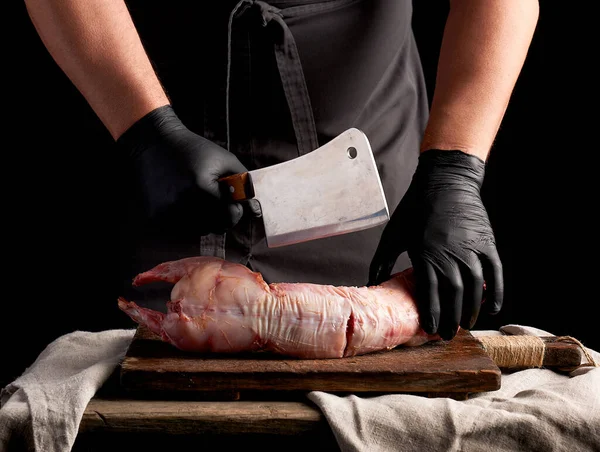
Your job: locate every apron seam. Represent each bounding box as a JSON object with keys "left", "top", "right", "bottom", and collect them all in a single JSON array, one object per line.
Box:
[
  {"left": 247, "top": 26, "right": 255, "bottom": 263},
  {"left": 280, "top": 0, "right": 360, "bottom": 17}
]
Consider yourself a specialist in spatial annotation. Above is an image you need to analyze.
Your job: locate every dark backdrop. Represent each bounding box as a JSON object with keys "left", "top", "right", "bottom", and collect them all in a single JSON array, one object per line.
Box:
[{"left": 4, "top": 1, "right": 594, "bottom": 385}]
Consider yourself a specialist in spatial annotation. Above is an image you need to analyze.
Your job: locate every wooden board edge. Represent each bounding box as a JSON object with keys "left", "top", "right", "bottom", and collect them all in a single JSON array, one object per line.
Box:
[
  {"left": 80, "top": 398, "right": 326, "bottom": 435},
  {"left": 118, "top": 326, "right": 502, "bottom": 396}
]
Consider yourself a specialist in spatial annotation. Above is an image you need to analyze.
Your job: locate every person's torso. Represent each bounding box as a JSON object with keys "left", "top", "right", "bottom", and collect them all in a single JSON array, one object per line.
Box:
[{"left": 125, "top": 0, "right": 429, "bottom": 286}]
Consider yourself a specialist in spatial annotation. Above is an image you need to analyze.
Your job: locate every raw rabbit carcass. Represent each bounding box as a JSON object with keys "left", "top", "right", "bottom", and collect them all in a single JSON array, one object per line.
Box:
[{"left": 118, "top": 257, "right": 439, "bottom": 359}]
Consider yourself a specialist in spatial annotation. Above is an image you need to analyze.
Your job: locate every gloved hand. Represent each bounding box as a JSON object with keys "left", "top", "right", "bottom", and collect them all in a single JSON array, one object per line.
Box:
[
  {"left": 368, "top": 149, "right": 503, "bottom": 340},
  {"left": 117, "top": 104, "right": 255, "bottom": 234}
]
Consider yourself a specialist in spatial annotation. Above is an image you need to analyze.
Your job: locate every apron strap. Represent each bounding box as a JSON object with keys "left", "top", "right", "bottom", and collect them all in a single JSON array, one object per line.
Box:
[{"left": 227, "top": 0, "right": 320, "bottom": 156}]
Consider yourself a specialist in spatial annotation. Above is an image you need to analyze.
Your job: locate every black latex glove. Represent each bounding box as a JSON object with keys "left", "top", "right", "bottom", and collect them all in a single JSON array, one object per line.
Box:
[
  {"left": 117, "top": 105, "right": 255, "bottom": 234},
  {"left": 368, "top": 149, "right": 503, "bottom": 340}
]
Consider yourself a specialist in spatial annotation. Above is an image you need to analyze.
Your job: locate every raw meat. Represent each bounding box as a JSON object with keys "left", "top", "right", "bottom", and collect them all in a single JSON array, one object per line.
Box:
[{"left": 118, "top": 257, "right": 439, "bottom": 359}]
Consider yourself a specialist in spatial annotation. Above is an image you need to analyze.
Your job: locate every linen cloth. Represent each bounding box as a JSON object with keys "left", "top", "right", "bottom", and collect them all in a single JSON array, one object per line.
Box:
[
  {"left": 308, "top": 325, "right": 600, "bottom": 452},
  {"left": 1, "top": 325, "right": 598, "bottom": 452},
  {"left": 0, "top": 329, "right": 135, "bottom": 452}
]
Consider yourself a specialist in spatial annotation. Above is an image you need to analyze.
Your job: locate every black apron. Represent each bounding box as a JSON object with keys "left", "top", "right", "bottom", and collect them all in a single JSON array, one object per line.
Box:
[{"left": 123, "top": 0, "right": 429, "bottom": 290}]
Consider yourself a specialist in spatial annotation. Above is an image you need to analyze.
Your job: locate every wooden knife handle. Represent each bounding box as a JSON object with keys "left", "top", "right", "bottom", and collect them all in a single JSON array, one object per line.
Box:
[{"left": 218, "top": 173, "right": 254, "bottom": 202}]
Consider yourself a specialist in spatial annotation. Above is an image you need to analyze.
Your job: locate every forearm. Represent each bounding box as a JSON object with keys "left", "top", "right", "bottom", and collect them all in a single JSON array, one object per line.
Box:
[
  {"left": 24, "top": 0, "right": 170, "bottom": 140},
  {"left": 420, "top": 0, "right": 539, "bottom": 160}
]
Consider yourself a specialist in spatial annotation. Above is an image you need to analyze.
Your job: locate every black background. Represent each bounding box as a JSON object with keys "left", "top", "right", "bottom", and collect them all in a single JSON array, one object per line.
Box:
[{"left": 4, "top": 1, "right": 595, "bottom": 385}]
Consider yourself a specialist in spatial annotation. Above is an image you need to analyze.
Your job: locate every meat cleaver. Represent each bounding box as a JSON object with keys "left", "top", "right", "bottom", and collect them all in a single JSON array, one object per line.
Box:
[{"left": 219, "top": 128, "right": 389, "bottom": 248}]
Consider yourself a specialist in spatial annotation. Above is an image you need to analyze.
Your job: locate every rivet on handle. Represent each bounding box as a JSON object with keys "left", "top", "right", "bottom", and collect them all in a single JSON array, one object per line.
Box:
[{"left": 218, "top": 172, "right": 253, "bottom": 201}]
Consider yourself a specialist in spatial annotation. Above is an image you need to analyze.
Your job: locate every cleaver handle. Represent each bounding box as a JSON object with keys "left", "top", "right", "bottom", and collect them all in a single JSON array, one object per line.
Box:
[{"left": 218, "top": 172, "right": 254, "bottom": 202}]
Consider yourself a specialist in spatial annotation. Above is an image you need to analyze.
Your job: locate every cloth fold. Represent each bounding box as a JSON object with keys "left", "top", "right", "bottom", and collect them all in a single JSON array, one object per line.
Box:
[
  {"left": 0, "top": 329, "right": 135, "bottom": 452},
  {"left": 308, "top": 325, "right": 600, "bottom": 452}
]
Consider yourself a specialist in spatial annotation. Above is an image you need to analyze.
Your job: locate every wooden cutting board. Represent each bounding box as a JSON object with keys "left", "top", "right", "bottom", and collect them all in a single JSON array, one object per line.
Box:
[{"left": 119, "top": 326, "right": 501, "bottom": 400}]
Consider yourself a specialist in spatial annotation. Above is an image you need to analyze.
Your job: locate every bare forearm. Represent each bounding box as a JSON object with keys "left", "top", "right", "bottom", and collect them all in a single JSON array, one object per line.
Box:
[
  {"left": 420, "top": 0, "right": 539, "bottom": 160},
  {"left": 24, "top": 0, "right": 170, "bottom": 140}
]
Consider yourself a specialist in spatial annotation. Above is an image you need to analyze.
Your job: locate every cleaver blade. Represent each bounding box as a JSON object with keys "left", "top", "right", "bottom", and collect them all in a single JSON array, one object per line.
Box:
[{"left": 219, "top": 128, "right": 389, "bottom": 248}]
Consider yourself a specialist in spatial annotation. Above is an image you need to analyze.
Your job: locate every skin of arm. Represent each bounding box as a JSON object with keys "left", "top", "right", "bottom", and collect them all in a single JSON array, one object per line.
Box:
[
  {"left": 420, "top": 0, "right": 540, "bottom": 161},
  {"left": 24, "top": 0, "right": 539, "bottom": 157},
  {"left": 24, "top": 0, "right": 170, "bottom": 140}
]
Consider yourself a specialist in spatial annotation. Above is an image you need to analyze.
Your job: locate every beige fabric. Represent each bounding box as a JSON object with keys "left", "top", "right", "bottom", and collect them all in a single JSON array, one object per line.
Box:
[
  {"left": 0, "top": 329, "right": 135, "bottom": 452},
  {"left": 308, "top": 325, "right": 600, "bottom": 452},
  {"left": 1, "top": 325, "right": 598, "bottom": 452}
]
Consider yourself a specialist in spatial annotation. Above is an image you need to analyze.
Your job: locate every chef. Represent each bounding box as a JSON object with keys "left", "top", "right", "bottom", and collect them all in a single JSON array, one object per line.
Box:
[{"left": 24, "top": 0, "right": 539, "bottom": 341}]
